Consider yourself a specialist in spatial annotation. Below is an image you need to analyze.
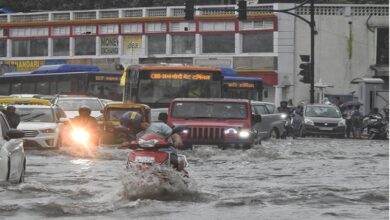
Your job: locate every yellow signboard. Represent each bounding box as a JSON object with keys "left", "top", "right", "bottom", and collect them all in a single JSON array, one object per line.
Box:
[
  {"left": 225, "top": 82, "right": 255, "bottom": 88},
  {"left": 5, "top": 60, "right": 44, "bottom": 72},
  {"left": 123, "top": 36, "right": 142, "bottom": 55},
  {"left": 150, "top": 73, "right": 211, "bottom": 80}
]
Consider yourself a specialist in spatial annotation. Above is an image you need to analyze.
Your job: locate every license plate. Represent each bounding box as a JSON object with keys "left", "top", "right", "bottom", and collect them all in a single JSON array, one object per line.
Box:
[
  {"left": 319, "top": 127, "right": 333, "bottom": 131},
  {"left": 135, "top": 156, "right": 155, "bottom": 163}
]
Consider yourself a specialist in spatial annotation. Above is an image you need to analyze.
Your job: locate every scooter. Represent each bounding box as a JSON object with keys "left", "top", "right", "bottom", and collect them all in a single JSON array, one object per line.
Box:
[
  {"left": 364, "top": 115, "right": 389, "bottom": 140},
  {"left": 126, "top": 127, "right": 189, "bottom": 179}
]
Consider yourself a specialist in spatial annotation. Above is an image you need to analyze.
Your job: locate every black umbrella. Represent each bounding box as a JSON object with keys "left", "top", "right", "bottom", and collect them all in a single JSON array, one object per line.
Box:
[{"left": 342, "top": 100, "right": 363, "bottom": 107}]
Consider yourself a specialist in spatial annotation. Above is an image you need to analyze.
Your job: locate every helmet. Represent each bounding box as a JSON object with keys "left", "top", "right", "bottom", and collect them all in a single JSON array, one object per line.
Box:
[
  {"left": 78, "top": 105, "right": 91, "bottom": 116},
  {"left": 120, "top": 111, "right": 143, "bottom": 129}
]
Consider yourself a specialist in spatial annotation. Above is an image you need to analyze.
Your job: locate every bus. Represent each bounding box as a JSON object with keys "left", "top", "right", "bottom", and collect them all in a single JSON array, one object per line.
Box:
[
  {"left": 123, "top": 64, "right": 223, "bottom": 108},
  {"left": 0, "top": 64, "right": 123, "bottom": 100},
  {"left": 223, "top": 76, "right": 263, "bottom": 101},
  {"left": 219, "top": 67, "right": 263, "bottom": 101}
]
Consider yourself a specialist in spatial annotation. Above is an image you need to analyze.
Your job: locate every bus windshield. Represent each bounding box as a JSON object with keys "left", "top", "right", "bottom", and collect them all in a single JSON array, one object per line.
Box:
[{"left": 137, "top": 71, "right": 221, "bottom": 104}]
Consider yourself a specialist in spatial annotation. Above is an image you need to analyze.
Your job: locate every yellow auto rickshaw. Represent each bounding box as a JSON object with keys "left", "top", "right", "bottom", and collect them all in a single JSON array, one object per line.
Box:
[{"left": 100, "top": 103, "right": 151, "bottom": 146}]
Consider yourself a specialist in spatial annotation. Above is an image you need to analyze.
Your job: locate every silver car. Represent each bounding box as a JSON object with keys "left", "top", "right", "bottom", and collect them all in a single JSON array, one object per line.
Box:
[
  {"left": 301, "top": 104, "right": 346, "bottom": 138},
  {"left": 251, "top": 101, "right": 287, "bottom": 139},
  {"left": 53, "top": 96, "right": 104, "bottom": 118},
  {"left": 0, "top": 112, "right": 25, "bottom": 183},
  {"left": 16, "top": 105, "right": 65, "bottom": 149}
]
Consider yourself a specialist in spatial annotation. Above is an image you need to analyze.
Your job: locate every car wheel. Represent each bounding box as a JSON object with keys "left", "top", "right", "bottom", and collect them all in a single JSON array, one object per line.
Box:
[{"left": 269, "top": 128, "right": 279, "bottom": 139}]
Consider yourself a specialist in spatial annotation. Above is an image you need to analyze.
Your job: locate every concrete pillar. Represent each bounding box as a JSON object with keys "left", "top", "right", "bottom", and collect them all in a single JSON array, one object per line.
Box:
[
  {"left": 195, "top": 33, "right": 201, "bottom": 55},
  {"left": 274, "top": 85, "right": 283, "bottom": 107},
  {"left": 166, "top": 34, "right": 172, "bottom": 55},
  {"left": 48, "top": 38, "right": 53, "bottom": 57}
]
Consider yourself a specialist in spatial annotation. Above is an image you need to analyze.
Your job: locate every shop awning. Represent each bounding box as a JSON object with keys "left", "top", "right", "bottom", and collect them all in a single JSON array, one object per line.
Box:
[{"left": 236, "top": 70, "right": 278, "bottom": 85}]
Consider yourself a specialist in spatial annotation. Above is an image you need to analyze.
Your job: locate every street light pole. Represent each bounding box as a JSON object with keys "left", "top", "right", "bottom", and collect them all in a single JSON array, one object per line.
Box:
[{"left": 309, "top": 0, "right": 315, "bottom": 104}]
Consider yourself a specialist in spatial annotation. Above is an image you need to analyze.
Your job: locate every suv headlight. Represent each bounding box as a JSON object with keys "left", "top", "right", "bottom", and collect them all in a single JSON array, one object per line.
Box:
[
  {"left": 338, "top": 119, "right": 346, "bottom": 127},
  {"left": 40, "top": 128, "right": 55, "bottom": 133},
  {"left": 304, "top": 118, "right": 314, "bottom": 126},
  {"left": 239, "top": 129, "right": 251, "bottom": 138},
  {"left": 225, "top": 128, "right": 238, "bottom": 135}
]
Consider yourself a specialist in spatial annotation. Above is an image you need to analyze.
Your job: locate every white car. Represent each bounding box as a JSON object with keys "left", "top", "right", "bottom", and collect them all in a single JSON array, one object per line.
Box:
[
  {"left": 0, "top": 112, "right": 25, "bottom": 183},
  {"left": 53, "top": 96, "right": 104, "bottom": 118},
  {"left": 16, "top": 105, "right": 64, "bottom": 149}
]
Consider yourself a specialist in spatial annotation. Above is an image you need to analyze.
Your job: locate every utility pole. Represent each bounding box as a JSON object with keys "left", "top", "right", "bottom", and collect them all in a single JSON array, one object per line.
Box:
[{"left": 309, "top": 0, "right": 315, "bottom": 104}]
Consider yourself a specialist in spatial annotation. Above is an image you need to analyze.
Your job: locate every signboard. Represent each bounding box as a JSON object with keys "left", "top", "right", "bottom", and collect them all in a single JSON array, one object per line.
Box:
[
  {"left": 150, "top": 72, "right": 211, "bottom": 80},
  {"left": 225, "top": 81, "right": 255, "bottom": 88},
  {"left": 123, "top": 36, "right": 142, "bottom": 55},
  {"left": 101, "top": 36, "right": 118, "bottom": 55},
  {"left": 376, "top": 28, "right": 389, "bottom": 65},
  {"left": 95, "top": 75, "right": 121, "bottom": 81},
  {"left": 4, "top": 60, "right": 44, "bottom": 71}
]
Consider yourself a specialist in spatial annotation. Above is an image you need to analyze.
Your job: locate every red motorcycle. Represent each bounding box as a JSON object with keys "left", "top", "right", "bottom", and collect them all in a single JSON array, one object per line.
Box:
[{"left": 126, "top": 127, "right": 189, "bottom": 179}]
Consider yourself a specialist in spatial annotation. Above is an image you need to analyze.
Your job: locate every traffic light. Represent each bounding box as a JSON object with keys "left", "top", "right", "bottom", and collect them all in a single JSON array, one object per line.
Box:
[
  {"left": 237, "top": 0, "right": 247, "bottom": 21},
  {"left": 184, "top": 0, "right": 194, "bottom": 20},
  {"left": 298, "top": 55, "right": 311, "bottom": 84}
]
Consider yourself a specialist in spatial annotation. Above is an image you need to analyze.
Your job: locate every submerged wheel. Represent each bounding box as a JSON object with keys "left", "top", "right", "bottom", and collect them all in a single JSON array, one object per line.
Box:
[{"left": 269, "top": 128, "right": 279, "bottom": 139}]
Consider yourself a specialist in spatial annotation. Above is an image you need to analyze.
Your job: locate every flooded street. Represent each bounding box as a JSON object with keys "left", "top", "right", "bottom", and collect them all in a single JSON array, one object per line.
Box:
[{"left": 0, "top": 138, "right": 388, "bottom": 220}]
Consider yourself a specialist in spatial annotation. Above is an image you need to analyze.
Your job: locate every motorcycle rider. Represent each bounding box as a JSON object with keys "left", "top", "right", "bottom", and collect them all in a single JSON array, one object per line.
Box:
[
  {"left": 120, "top": 111, "right": 184, "bottom": 170},
  {"left": 278, "top": 101, "right": 293, "bottom": 137},
  {"left": 69, "top": 105, "right": 100, "bottom": 146},
  {"left": 366, "top": 107, "right": 384, "bottom": 134}
]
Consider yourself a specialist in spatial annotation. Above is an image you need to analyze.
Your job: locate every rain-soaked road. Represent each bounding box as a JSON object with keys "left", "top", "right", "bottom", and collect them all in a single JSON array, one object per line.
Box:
[{"left": 0, "top": 138, "right": 388, "bottom": 220}]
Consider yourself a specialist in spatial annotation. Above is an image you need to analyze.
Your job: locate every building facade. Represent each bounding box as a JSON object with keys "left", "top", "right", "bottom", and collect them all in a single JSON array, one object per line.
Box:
[{"left": 0, "top": 3, "right": 388, "bottom": 106}]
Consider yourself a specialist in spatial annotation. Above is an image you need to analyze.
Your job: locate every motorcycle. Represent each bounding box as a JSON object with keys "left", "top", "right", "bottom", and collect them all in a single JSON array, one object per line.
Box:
[
  {"left": 59, "top": 119, "right": 99, "bottom": 155},
  {"left": 364, "top": 115, "right": 389, "bottom": 140},
  {"left": 126, "top": 127, "right": 189, "bottom": 180}
]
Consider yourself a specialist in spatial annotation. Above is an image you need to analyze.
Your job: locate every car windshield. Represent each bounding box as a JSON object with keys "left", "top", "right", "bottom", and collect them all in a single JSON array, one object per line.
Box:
[
  {"left": 172, "top": 102, "right": 247, "bottom": 119},
  {"left": 305, "top": 106, "right": 341, "bottom": 118},
  {"left": 56, "top": 99, "right": 102, "bottom": 111},
  {"left": 17, "top": 108, "right": 54, "bottom": 123}
]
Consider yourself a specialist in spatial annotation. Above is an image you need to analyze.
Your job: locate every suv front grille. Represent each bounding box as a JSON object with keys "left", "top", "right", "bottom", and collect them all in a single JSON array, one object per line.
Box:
[
  {"left": 187, "top": 127, "right": 225, "bottom": 144},
  {"left": 23, "top": 130, "right": 39, "bottom": 137},
  {"left": 314, "top": 122, "right": 338, "bottom": 127}
]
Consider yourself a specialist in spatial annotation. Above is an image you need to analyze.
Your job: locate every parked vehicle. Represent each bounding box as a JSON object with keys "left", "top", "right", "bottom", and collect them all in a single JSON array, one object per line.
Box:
[
  {"left": 15, "top": 105, "right": 66, "bottom": 149},
  {"left": 0, "top": 112, "right": 26, "bottom": 183},
  {"left": 126, "top": 126, "right": 189, "bottom": 179},
  {"left": 100, "top": 103, "right": 151, "bottom": 146},
  {"left": 251, "top": 101, "right": 286, "bottom": 139},
  {"left": 167, "top": 98, "right": 261, "bottom": 149},
  {"left": 300, "top": 104, "right": 346, "bottom": 138},
  {"left": 53, "top": 96, "right": 104, "bottom": 118},
  {"left": 364, "top": 115, "right": 388, "bottom": 140}
]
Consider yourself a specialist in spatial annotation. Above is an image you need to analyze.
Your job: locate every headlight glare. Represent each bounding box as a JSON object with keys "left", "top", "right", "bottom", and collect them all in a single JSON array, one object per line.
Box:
[
  {"left": 224, "top": 128, "right": 238, "bottom": 135},
  {"left": 239, "top": 130, "right": 251, "bottom": 138}
]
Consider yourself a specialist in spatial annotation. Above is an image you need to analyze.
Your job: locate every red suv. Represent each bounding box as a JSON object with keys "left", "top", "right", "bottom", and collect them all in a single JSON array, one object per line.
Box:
[{"left": 167, "top": 98, "right": 261, "bottom": 149}]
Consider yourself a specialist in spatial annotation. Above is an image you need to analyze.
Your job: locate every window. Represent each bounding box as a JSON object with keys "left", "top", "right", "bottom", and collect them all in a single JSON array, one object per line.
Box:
[
  {"left": 202, "top": 34, "right": 234, "bottom": 53},
  {"left": 100, "top": 36, "right": 118, "bottom": 55},
  {"left": 21, "top": 82, "right": 35, "bottom": 93},
  {"left": 254, "top": 105, "right": 268, "bottom": 115},
  {"left": 99, "top": 24, "right": 119, "bottom": 34},
  {"left": 265, "top": 104, "right": 275, "bottom": 114},
  {"left": 243, "top": 32, "right": 273, "bottom": 53},
  {"left": 53, "top": 38, "right": 70, "bottom": 56},
  {"left": 145, "top": 23, "right": 166, "bottom": 33},
  {"left": 36, "top": 82, "right": 50, "bottom": 94},
  {"left": 11, "top": 83, "right": 22, "bottom": 94},
  {"left": 73, "top": 25, "right": 96, "bottom": 35},
  {"left": 10, "top": 27, "right": 48, "bottom": 37},
  {"left": 122, "top": 24, "right": 142, "bottom": 34},
  {"left": 51, "top": 26, "right": 70, "bottom": 36},
  {"left": 12, "top": 39, "right": 48, "bottom": 57},
  {"left": 200, "top": 21, "right": 235, "bottom": 31},
  {"left": 147, "top": 35, "right": 166, "bottom": 55},
  {"left": 75, "top": 37, "right": 96, "bottom": 55},
  {"left": 0, "top": 39, "right": 6, "bottom": 57},
  {"left": 172, "top": 35, "right": 195, "bottom": 54},
  {"left": 0, "top": 82, "right": 10, "bottom": 95}
]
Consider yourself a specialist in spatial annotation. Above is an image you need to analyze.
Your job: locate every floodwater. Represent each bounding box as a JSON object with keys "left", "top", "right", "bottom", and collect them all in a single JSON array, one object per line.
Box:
[{"left": 0, "top": 138, "right": 388, "bottom": 220}]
